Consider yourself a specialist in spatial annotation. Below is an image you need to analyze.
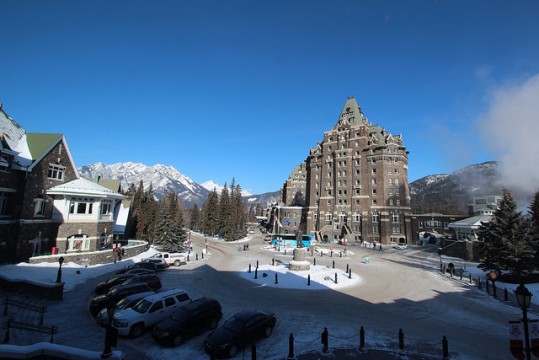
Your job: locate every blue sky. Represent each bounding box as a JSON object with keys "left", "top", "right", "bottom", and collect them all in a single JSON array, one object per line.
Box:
[{"left": 1, "top": 0, "right": 538, "bottom": 195}]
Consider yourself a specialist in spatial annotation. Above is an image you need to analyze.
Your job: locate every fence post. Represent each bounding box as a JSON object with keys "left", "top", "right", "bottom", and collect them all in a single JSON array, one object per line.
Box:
[
  {"left": 398, "top": 328, "right": 404, "bottom": 354},
  {"left": 346, "top": 264, "right": 349, "bottom": 273},
  {"left": 359, "top": 326, "right": 365, "bottom": 351},
  {"left": 251, "top": 342, "right": 256, "bottom": 360},
  {"left": 469, "top": 273, "right": 472, "bottom": 284},
  {"left": 40, "top": 306, "right": 45, "bottom": 325},
  {"left": 335, "top": 272, "right": 338, "bottom": 284},
  {"left": 257, "top": 260, "right": 259, "bottom": 268},
  {"left": 196, "top": 253, "right": 199, "bottom": 261},
  {"left": 307, "top": 274, "right": 311, "bottom": 286},
  {"left": 505, "top": 288, "right": 509, "bottom": 302},
  {"left": 478, "top": 277, "right": 482, "bottom": 289},
  {"left": 3, "top": 319, "right": 10, "bottom": 344},
  {"left": 332, "top": 260, "right": 335, "bottom": 269},
  {"left": 249, "top": 263, "right": 252, "bottom": 273},
  {"left": 50, "top": 326, "right": 56, "bottom": 343},
  {"left": 254, "top": 268, "right": 258, "bottom": 279},
  {"left": 313, "top": 257, "right": 316, "bottom": 266},
  {"left": 442, "top": 335, "right": 449, "bottom": 359},
  {"left": 492, "top": 282, "right": 497, "bottom": 298},
  {"left": 321, "top": 327, "right": 329, "bottom": 352},
  {"left": 275, "top": 273, "right": 278, "bottom": 284},
  {"left": 272, "top": 258, "right": 275, "bottom": 266},
  {"left": 349, "top": 268, "right": 352, "bottom": 279},
  {"left": 287, "top": 333, "right": 295, "bottom": 360}
]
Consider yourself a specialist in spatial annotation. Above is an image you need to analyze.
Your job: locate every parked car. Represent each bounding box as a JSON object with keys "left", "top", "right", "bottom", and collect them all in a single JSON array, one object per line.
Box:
[
  {"left": 149, "top": 252, "right": 187, "bottom": 266},
  {"left": 124, "top": 268, "right": 156, "bottom": 275},
  {"left": 204, "top": 310, "right": 276, "bottom": 358},
  {"left": 89, "top": 283, "right": 155, "bottom": 316},
  {"left": 116, "top": 262, "right": 157, "bottom": 274},
  {"left": 96, "top": 291, "right": 155, "bottom": 327},
  {"left": 94, "top": 274, "right": 138, "bottom": 295},
  {"left": 142, "top": 258, "right": 168, "bottom": 271},
  {"left": 120, "top": 274, "right": 162, "bottom": 291},
  {"left": 152, "top": 297, "right": 222, "bottom": 346},
  {"left": 112, "top": 288, "right": 191, "bottom": 338}
]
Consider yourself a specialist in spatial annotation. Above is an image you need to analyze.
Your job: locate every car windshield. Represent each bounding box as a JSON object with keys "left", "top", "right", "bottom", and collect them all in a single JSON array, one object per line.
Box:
[
  {"left": 131, "top": 299, "right": 151, "bottom": 314},
  {"left": 116, "top": 297, "right": 131, "bottom": 309},
  {"left": 171, "top": 308, "right": 189, "bottom": 321},
  {"left": 223, "top": 316, "right": 245, "bottom": 332}
]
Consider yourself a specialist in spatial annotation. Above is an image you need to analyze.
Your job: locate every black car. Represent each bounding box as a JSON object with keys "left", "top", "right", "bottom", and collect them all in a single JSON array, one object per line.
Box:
[
  {"left": 116, "top": 262, "right": 157, "bottom": 274},
  {"left": 153, "top": 297, "right": 222, "bottom": 346},
  {"left": 204, "top": 310, "right": 276, "bottom": 358},
  {"left": 124, "top": 268, "right": 156, "bottom": 275},
  {"left": 95, "top": 274, "right": 139, "bottom": 294},
  {"left": 120, "top": 274, "right": 162, "bottom": 291},
  {"left": 89, "top": 282, "right": 155, "bottom": 316}
]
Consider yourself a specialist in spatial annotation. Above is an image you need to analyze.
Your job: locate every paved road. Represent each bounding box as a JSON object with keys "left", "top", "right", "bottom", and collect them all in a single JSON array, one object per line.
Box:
[{"left": 2, "top": 231, "right": 522, "bottom": 359}]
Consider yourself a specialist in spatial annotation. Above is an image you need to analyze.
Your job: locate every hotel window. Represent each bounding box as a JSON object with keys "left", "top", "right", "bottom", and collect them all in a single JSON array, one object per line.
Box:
[
  {"left": 419, "top": 221, "right": 424, "bottom": 228},
  {"left": 0, "top": 154, "right": 11, "bottom": 171},
  {"left": 395, "top": 179, "right": 399, "bottom": 185},
  {"left": 394, "top": 168, "right": 399, "bottom": 174},
  {"left": 389, "top": 189, "right": 393, "bottom": 196},
  {"left": 372, "top": 189, "right": 377, "bottom": 196},
  {"left": 372, "top": 212, "right": 379, "bottom": 223},
  {"left": 396, "top": 199, "right": 401, "bottom": 206},
  {"left": 395, "top": 189, "right": 400, "bottom": 196},
  {"left": 47, "top": 164, "right": 65, "bottom": 180},
  {"left": 372, "top": 178, "right": 376, "bottom": 185},
  {"left": 34, "top": 196, "right": 46, "bottom": 216},
  {"left": 372, "top": 199, "right": 377, "bottom": 205},
  {"left": 353, "top": 213, "right": 360, "bottom": 222},
  {"left": 372, "top": 225, "right": 379, "bottom": 234},
  {"left": 0, "top": 192, "right": 8, "bottom": 215},
  {"left": 371, "top": 168, "right": 376, "bottom": 175},
  {"left": 101, "top": 200, "right": 112, "bottom": 215},
  {"left": 392, "top": 225, "right": 401, "bottom": 233},
  {"left": 392, "top": 212, "right": 400, "bottom": 223},
  {"left": 69, "top": 198, "right": 94, "bottom": 215},
  {"left": 388, "top": 178, "right": 392, "bottom": 184},
  {"left": 389, "top": 199, "right": 394, "bottom": 206},
  {"left": 326, "top": 213, "right": 332, "bottom": 222}
]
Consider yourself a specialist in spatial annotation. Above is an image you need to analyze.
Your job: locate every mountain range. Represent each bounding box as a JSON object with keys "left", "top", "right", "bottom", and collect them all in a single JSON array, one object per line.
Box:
[
  {"left": 78, "top": 162, "right": 280, "bottom": 208},
  {"left": 79, "top": 161, "right": 500, "bottom": 213}
]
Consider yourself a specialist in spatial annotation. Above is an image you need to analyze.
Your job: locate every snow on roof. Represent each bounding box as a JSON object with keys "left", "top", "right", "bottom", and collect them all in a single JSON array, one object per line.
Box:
[{"left": 47, "top": 178, "right": 124, "bottom": 199}]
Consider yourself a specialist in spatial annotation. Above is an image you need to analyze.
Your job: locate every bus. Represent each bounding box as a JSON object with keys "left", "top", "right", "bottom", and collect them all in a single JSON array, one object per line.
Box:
[{"left": 270, "top": 233, "right": 315, "bottom": 248}]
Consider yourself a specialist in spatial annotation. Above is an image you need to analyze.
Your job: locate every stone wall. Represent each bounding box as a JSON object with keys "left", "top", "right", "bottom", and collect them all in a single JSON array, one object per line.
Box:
[
  {"left": 439, "top": 239, "right": 483, "bottom": 261},
  {"left": 29, "top": 240, "right": 148, "bottom": 266}
]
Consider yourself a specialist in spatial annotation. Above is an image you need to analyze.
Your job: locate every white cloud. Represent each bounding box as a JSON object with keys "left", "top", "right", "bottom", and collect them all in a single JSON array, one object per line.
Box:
[{"left": 477, "top": 73, "right": 539, "bottom": 203}]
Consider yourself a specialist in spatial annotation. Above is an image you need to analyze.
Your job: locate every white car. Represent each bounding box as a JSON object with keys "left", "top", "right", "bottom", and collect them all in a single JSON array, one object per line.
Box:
[
  {"left": 149, "top": 252, "right": 187, "bottom": 266},
  {"left": 112, "top": 289, "right": 191, "bottom": 337}
]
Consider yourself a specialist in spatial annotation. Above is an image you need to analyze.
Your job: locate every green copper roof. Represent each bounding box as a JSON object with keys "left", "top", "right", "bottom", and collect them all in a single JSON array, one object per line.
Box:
[
  {"left": 333, "top": 96, "right": 369, "bottom": 130},
  {"left": 26, "top": 133, "right": 62, "bottom": 160}
]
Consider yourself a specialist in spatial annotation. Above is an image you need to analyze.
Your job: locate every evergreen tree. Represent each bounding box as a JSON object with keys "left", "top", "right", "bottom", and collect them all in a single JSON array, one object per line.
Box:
[
  {"left": 218, "top": 183, "right": 231, "bottom": 238},
  {"left": 478, "top": 190, "right": 537, "bottom": 277},
  {"left": 202, "top": 189, "right": 219, "bottom": 236},
  {"left": 229, "top": 181, "right": 246, "bottom": 240},
  {"left": 153, "top": 192, "right": 185, "bottom": 252},
  {"left": 529, "top": 191, "right": 539, "bottom": 237},
  {"left": 136, "top": 183, "right": 158, "bottom": 242},
  {"left": 189, "top": 203, "right": 200, "bottom": 231},
  {"left": 125, "top": 180, "right": 145, "bottom": 239}
]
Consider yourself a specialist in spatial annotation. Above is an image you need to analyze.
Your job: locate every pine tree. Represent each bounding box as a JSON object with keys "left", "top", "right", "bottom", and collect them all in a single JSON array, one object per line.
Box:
[
  {"left": 189, "top": 203, "right": 200, "bottom": 231},
  {"left": 529, "top": 191, "right": 539, "bottom": 237},
  {"left": 478, "top": 190, "right": 537, "bottom": 278},
  {"left": 153, "top": 192, "right": 185, "bottom": 252},
  {"left": 202, "top": 189, "right": 219, "bottom": 236},
  {"left": 229, "top": 181, "right": 246, "bottom": 240},
  {"left": 125, "top": 180, "right": 145, "bottom": 239},
  {"left": 218, "top": 183, "right": 231, "bottom": 239}
]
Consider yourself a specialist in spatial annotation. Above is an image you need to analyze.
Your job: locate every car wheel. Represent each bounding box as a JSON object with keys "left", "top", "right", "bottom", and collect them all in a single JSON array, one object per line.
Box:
[
  {"left": 228, "top": 345, "right": 238, "bottom": 357},
  {"left": 130, "top": 323, "right": 144, "bottom": 338},
  {"left": 174, "top": 260, "right": 181, "bottom": 266},
  {"left": 264, "top": 325, "right": 273, "bottom": 337},
  {"left": 172, "top": 333, "right": 183, "bottom": 346},
  {"left": 209, "top": 318, "right": 219, "bottom": 330}
]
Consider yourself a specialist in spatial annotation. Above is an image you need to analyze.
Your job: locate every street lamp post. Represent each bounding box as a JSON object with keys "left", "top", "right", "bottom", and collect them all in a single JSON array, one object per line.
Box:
[
  {"left": 55, "top": 256, "right": 64, "bottom": 283},
  {"left": 101, "top": 302, "right": 116, "bottom": 358},
  {"left": 514, "top": 283, "right": 533, "bottom": 360}
]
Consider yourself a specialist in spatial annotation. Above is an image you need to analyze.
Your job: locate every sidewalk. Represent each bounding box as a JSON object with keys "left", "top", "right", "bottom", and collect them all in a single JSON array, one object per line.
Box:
[{"left": 296, "top": 347, "right": 440, "bottom": 359}]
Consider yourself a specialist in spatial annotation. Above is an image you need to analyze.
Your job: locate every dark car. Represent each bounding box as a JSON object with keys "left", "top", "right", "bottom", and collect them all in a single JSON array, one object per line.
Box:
[
  {"left": 153, "top": 297, "right": 222, "bottom": 346},
  {"left": 95, "top": 291, "right": 155, "bottom": 327},
  {"left": 120, "top": 274, "right": 162, "bottom": 291},
  {"left": 124, "top": 268, "right": 156, "bottom": 275},
  {"left": 89, "top": 282, "right": 155, "bottom": 316},
  {"left": 142, "top": 258, "right": 168, "bottom": 271},
  {"left": 116, "top": 262, "right": 157, "bottom": 274},
  {"left": 204, "top": 310, "right": 276, "bottom": 358},
  {"left": 95, "top": 274, "right": 139, "bottom": 295}
]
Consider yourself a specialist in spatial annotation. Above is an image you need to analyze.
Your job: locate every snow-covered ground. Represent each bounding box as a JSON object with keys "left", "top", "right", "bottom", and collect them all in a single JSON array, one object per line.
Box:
[{"left": 0, "top": 235, "right": 536, "bottom": 359}]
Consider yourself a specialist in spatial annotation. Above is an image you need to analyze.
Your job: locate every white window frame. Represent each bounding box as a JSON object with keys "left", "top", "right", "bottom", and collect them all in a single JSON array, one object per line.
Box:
[{"left": 47, "top": 164, "right": 65, "bottom": 180}]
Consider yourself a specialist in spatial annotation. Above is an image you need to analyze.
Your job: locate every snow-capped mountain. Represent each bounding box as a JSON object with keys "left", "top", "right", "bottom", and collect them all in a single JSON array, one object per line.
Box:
[
  {"left": 78, "top": 162, "right": 210, "bottom": 207},
  {"left": 409, "top": 161, "right": 500, "bottom": 214}
]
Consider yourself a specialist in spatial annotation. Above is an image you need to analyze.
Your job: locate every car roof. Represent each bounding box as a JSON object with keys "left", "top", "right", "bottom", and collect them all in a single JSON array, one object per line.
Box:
[
  {"left": 110, "top": 282, "right": 151, "bottom": 292},
  {"left": 141, "top": 288, "right": 188, "bottom": 302},
  {"left": 181, "top": 297, "right": 219, "bottom": 310}
]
